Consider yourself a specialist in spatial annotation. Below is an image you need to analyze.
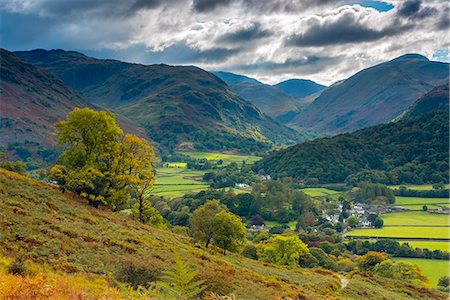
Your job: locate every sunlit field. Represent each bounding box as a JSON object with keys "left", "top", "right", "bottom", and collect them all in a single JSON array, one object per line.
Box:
[
  {"left": 392, "top": 258, "right": 450, "bottom": 287},
  {"left": 179, "top": 151, "right": 261, "bottom": 165}
]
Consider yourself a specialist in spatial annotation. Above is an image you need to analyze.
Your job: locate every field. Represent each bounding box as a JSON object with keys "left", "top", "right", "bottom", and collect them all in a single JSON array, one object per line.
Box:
[
  {"left": 152, "top": 167, "right": 209, "bottom": 198},
  {"left": 179, "top": 151, "right": 261, "bottom": 165},
  {"left": 265, "top": 220, "right": 297, "bottom": 230},
  {"left": 382, "top": 211, "right": 450, "bottom": 226},
  {"left": 345, "top": 226, "right": 449, "bottom": 239},
  {"left": 392, "top": 258, "right": 449, "bottom": 287},
  {"left": 403, "top": 241, "right": 450, "bottom": 251},
  {"left": 394, "top": 196, "right": 449, "bottom": 210},
  {"left": 300, "top": 188, "right": 342, "bottom": 200},
  {"left": 389, "top": 184, "right": 450, "bottom": 190}
]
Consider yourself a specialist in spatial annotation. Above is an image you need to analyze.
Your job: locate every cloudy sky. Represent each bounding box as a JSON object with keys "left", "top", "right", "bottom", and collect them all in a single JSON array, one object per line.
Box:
[{"left": 1, "top": 0, "right": 449, "bottom": 84}]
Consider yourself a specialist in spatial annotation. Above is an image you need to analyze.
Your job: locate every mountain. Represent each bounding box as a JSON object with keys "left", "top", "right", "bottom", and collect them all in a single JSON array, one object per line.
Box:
[
  {"left": 229, "top": 82, "right": 306, "bottom": 120},
  {"left": 274, "top": 79, "right": 326, "bottom": 99},
  {"left": 213, "top": 71, "right": 313, "bottom": 121},
  {"left": 290, "top": 54, "right": 449, "bottom": 135},
  {"left": 16, "top": 49, "right": 304, "bottom": 153},
  {"left": 0, "top": 49, "right": 145, "bottom": 162},
  {"left": 400, "top": 84, "right": 449, "bottom": 119},
  {"left": 212, "top": 71, "right": 261, "bottom": 85},
  {"left": 1, "top": 168, "right": 445, "bottom": 299},
  {"left": 254, "top": 110, "right": 449, "bottom": 184}
]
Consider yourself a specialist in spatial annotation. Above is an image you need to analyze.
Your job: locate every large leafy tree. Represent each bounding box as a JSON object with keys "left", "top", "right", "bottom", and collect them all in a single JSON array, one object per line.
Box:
[
  {"left": 189, "top": 200, "right": 227, "bottom": 248},
  {"left": 50, "top": 108, "right": 156, "bottom": 211},
  {"left": 211, "top": 210, "right": 246, "bottom": 254},
  {"left": 258, "top": 234, "right": 309, "bottom": 266}
]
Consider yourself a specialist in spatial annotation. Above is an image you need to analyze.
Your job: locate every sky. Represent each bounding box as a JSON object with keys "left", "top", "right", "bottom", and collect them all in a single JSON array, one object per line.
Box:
[{"left": 1, "top": 0, "right": 449, "bottom": 85}]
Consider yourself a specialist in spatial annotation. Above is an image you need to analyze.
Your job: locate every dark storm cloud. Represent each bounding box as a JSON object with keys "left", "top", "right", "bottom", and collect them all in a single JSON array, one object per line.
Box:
[
  {"left": 192, "top": 0, "right": 232, "bottom": 12},
  {"left": 396, "top": 0, "right": 437, "bottom": 20},
  {"left": 24, "top": 0, "right": 181, "bottom": 19},
  {"left": 237, "top": 55, "right": 340, "bottom": 73},
  {"left": 217, "top": 24, "right": 272, "bottom": 44},
  {"left": 285, "top": 13, "right": 414, "bottom": 47}
]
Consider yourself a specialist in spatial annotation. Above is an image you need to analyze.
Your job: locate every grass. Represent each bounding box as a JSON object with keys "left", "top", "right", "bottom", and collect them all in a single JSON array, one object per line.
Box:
[
  {"left": 402, "top": 241, "right": 450, "bottom": 251},
  {"left": 0, "top": 169, "right": 446, "bottom": 299},
  {"left": 299, "top": 188, "right": 342, "bottom": 198},
  {"left": 392, "top": 258, "right": 450, "bottom": 287},
  {"left": 179, "top": 151, "right": 261, "bottom": 165},
  {"left": 166, "top": 162, "right": 187, "bottom": 168},
  {"left": 265, "top": 220, "right": 297, "bottom": 230},
  {"left": 395, "top": 196, "right": 449, "bottom": 206},
  {"left": 152, "top": 167, "right": 209, "bottom": 198},
  {"left": 389, "top": 184, "right": 450, "bottom": 191},
  {"left": 345, "top": 226, "right": 450, "bottom": 239},
  {"left": 381, "top": 212, "right": 450, "bottom": 226}
]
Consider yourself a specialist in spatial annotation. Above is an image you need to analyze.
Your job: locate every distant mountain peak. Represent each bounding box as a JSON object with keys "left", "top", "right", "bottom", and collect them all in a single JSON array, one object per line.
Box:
[{"left": 391, "top": 53, "right": 429, "bottom": 62}]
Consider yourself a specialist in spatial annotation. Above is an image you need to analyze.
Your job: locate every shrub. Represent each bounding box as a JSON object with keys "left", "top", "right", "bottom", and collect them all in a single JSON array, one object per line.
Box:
[{"left": 7, "top": 258, "right": 25, "bottom": 275}]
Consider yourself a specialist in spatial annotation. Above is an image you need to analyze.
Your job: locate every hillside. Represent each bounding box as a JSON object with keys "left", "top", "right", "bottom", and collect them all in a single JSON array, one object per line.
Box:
[
  {"left": 290, "top": 54, "right": 449, "bottom": 134},
  {"left": 0, "top": 49, "right": 145, "bottom": 162},
  {"left": 15, "top": 49, "right": 304, "bottom": 153},
  {"left": 0, "top": 169, "right": 446, "bottom": 299},
  {"left": 255, "top": 110, "right": 449, "bottom": 184},
  {"left": 274, "top": 79, "right": 326, "bottom": 99},
  {"left": 401, "top": 84, "right": 449, "bottom": 119},
  {"left": 212, "top": 71, "right": 261, "bottom": 85}
]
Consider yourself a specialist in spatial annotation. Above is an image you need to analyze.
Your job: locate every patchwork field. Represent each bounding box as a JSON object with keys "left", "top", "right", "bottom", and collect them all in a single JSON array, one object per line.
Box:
[
  {"left": 345, "top": 226, "right": 449, "bottom": 239},
  {"left": 403, "top": 241, "right": 450, "bottom": 251},
  {"left": 152, "top": 167, "right": 209, "bottom": 198},
  {"left": 389, "top": 184, "right": 450, "bottom": 190},
  {"left": 382, "top": 211, "right": 450, "bottom": 226},
  {"left": 392, "top": 257, "right": 450, "bottom": 287},
  {"left": 179, "top": 151, "right": 261, "bottom": 165},
  {"left": 300, "top": 188, "right": 342, "bottom": 199},
  {"left": 394, "top": 196, "right": 449, "bottom": 210}
]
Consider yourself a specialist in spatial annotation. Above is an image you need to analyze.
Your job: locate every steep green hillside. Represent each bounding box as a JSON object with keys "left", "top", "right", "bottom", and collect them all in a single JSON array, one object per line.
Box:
[
  {"left": 255, "top": 110, "right": 449, "bottom": 184},
  {"left": 0, "top": 169, "right": 446, "bottom": 299},
  {"left": 274, "top": 79, "right": 326, "bottom": 99},
  {"left": 0, "top": 49, "right": 146, "bottom": 162},
  {"left": 401, "top": 84, "right": 449, "bottom": 119},
  {"left": 15, "top": 49, "right": 304, "bottom": 152},
  {"left": 291, "top": 54, "right": 449, "bottom": 134}
]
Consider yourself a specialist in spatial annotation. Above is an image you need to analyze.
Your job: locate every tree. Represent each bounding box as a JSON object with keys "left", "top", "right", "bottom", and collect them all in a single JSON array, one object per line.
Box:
[
  {"left": 121, "top": 134, "right": 156, "bottom": 223},
  {"left": 153, "top": 254, "right": 206, "bottom": 300},
  {"left": 250, "top": 214, "right": 265, "bottom": 226},
  {"left": 50, "top": 108, "right": 156, "bottom": 211},
  {"left": 374, "top": 260, "right": 428, "bottom": 286},
  {"left": 189, "top": 200, "right": 227, "bottom": 248},
  {"left": 356, "top": 251, "right": 388, "bottom": 271},
  {"left": 372, "top": 217, "right": 384, "bottom": 228},
  {"left": 422, "top": 205, "right": 428, "bottom": 212},
  {"left": 211, "top": 210, "right": 246, "bottom": 254},
  {"left": 132, "top": 201, "right": 165, "bottom": 228},
  {"left": 258, "top": 234, "right": 309, "bottom": 266},
  {"left": 438, "top": 276, "right": 450, "bottom": 290},
  {"left": 347, "top": 216, "right": 359, "bottom": 228}
]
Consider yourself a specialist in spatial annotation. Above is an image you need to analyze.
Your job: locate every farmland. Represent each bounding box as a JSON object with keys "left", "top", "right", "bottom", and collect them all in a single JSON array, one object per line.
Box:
[
  {"left": 403, "top": 241, "right": 449, "bottom": 251},
  {"left": 299, "top": 187, "right": 342, "bottom": 198},
  {"left": 179, "top": 151, "right": 261, "bottom": 165},
  {"left": 392, "top": 258, "right": 450, "bottom": 287},
  {"left": 345, "top": 226, "right": 449, "bottom": 239},
  {"left": 394, "top": 196, "right": 449, "bottom": 210},
  {"left": 389, "top": 184, "right": 450, "bottom": 190},
  {"left": 152, "top": 167, "right": 209, "bottom": 198},
  {"left": 382, "top": 211, "right": 450, "bottom": 226}
]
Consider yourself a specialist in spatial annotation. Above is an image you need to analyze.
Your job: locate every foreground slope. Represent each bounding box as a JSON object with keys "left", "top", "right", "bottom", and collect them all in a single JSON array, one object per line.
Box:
[
  {"left": 0, "top": 169, "right": 446, "bottom": 299},
  {"left": 255, "top": 110, "right": 449, "bottom": 184},
  {"left": 15, "top": 49, "right": 303, "bottom": 152},
  {"left": 291, "top": 54, "right": 449, "bottom": 134}
]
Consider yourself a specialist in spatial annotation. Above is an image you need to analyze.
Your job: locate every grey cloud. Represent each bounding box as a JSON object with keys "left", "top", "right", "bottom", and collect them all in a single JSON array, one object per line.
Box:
[
  {"left": 241, "top": 0, "right": 339, "bottom": 13},
  {"left": 397, "top": 0, "right": 437, "bottom": 20},
  {"left": 217, "top": 23, "right": 272, "bottom": 44},
  {"left": 286, "top": 12, "right": 414, "bottom": 47},
  {"left": 192, "top": 0, "right": 232, "bottom": 12}
]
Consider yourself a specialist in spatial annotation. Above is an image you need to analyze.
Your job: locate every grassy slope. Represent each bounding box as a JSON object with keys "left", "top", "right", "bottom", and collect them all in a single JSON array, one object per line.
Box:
[
  {"left": 0, "top": 169, "right": 446, "bottom": 299},
  {"left": 393, "top": 258, "right": 450, "bottom": 287}
]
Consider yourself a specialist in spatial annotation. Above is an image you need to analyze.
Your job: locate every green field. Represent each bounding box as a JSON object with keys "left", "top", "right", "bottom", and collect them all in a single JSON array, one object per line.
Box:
[
  {"left": 382, "top": 211, "right": 450, "bottom": 226},
  {"left": 152, "top": 167, "right": 209, "bottom": 198},
  {"left": 265, "top": 220, "right": 297, "bottom": 230},
  {"left": 389, "top": 184, "right": 450, "bottom": 190},
  {"left": 179, "top": 151, "right": 261, "bottom": 165},
  {"left": 300, "top": 187, "right": 342, "bottom": 199},
  {"left": 392, "top": 258, "right": 449, "bottom": 287},
  {"left": 345, "top": 226, "right": 449, "bottom": 239},
  {"left": 395, "top": 196, "right": 449, "bottom": 206},
  {"left": 402, "top": 241, "right": 450, "bottom": 251}
]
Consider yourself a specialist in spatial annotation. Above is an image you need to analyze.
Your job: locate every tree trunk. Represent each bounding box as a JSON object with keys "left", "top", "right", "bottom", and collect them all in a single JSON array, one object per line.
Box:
[{"left": 139, "top": 196, "right": 144, "bottom": 224}]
